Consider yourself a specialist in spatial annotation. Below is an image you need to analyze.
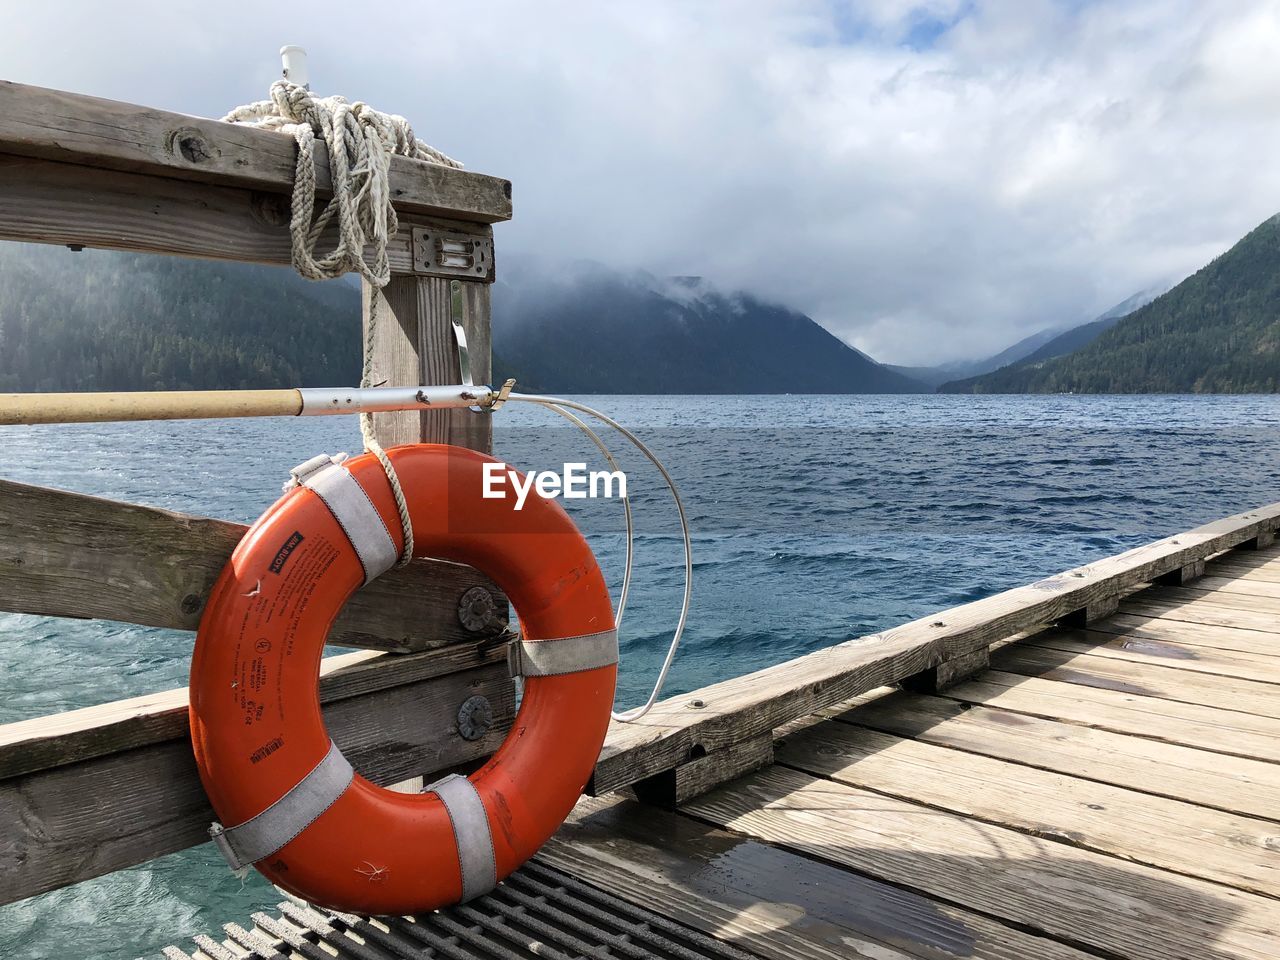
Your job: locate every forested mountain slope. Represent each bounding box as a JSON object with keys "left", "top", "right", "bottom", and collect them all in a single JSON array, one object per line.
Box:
[
  {"left": 940, "top": 215, "right": 1280, "bottom": 394},
  {"left": 0, "top": 246, "right": 924, "bottom": 395},
  {"left": 493, "top": 268, "right": 924, "bottom": 393},
  {"left": 0, "top": 244, "right": 360, "bottom": 391}
]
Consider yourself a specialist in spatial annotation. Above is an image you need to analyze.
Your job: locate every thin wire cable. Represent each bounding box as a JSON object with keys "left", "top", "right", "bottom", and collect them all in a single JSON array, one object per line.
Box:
[
  {"left": 535, "top": 403, "right": 635, "bottom": 624},
  {"left": 506, "top": 393, "right": 691, "bottom": 723}
]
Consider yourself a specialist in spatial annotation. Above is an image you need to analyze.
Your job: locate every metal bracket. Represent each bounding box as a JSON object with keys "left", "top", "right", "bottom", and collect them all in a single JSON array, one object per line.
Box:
[
  {"left": 489, "top": 379, "right": 516, "bottom": 411},
  {"left": 450, "top": 280, "right": 476, "bottom": 391},
  {"left": 449, "top": 279, "right": 487, "bottom": 413},
  {"left": 412, "top": 227, "right": 495, "bottom": 280}
]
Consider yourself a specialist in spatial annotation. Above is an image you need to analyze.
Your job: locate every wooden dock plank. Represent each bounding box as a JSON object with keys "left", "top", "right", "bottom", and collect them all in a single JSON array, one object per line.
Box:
[
  {"left": 826, "top": 689, "right": 1280, "bottom": 821},
  {"left": 682, "top": 765, "right": 1280, "bottom": 960},
  {"left": 1203, "top": 555, "right": 1280, "bottom": 578},
  {"left": 1024, "top": 628, "right": 1280, "bottom": 685},
  {"left": 1103, "top": 604, "right": 1280, "bottom": 653},
  {"left": 993, "top": 642, "right": 1280, "bottom": 718},
  {"left": 1168, "top": 574, "right": 1280, "bottom": 599},
  {"left": 1116, "top": 598, "right": 1280, "bottom": 640},
  {"left": 774, "top": 720, "right": 1280, "bottom": 896},
  {"left": 1204, "top": 565, "right": 1280, "bottom": 585},
  {"left": 590, "top": 503, "right": 1280, "bottom": 795},
  {"left": 1157, "top": 584, "right": 1280, "bottom": 616},
  {"left": 544, "top": 796, "right": 1105, "bottom": 960},
  {"left": 944, "top": 671, "right": 1280, "bottom": 762}
]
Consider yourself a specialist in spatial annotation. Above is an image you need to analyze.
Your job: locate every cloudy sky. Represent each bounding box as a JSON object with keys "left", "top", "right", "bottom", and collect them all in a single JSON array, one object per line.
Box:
[{"left": 5, "top": 0, "right": 1280, "bottom": 364}]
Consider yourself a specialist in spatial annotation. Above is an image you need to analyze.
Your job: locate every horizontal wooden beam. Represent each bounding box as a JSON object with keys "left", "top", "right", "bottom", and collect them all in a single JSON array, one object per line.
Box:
[
  {"left": 590, "top": 502, "right": 1280, "bottom": 796},
  {"left": 0, "top": 649, "right": 516, "bottom": 905},
  {"left": 0, "top": 156, "right": 496, "bottom": 272},
  {"left": 0, "top": 477, "right": 508, "bottom": 653},
  {"left": 0, "top": 643, "right": 507, "bottom": 782},
  {"left": 0, "top": 81, "right": 511, "bottom": 223}
]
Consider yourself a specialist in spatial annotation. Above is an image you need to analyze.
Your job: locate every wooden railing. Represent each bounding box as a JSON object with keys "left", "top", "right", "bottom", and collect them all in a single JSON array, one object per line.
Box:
[
  {"left": 0, "top": 80, "right": 513, "bottom": 905},
  {"left": 4, "top": 477, "right": 1276, "bottom": 904}
]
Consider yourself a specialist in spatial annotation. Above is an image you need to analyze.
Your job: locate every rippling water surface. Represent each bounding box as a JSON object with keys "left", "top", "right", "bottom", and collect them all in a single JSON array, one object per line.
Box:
[{"left": 2, "top": 393, "right": 1279, "bottom": 958}]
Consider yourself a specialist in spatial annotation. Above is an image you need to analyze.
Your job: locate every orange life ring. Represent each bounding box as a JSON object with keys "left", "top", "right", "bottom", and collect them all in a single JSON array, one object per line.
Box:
[{"left": 189, "top": 444, "right": 617, "bottom": 914}]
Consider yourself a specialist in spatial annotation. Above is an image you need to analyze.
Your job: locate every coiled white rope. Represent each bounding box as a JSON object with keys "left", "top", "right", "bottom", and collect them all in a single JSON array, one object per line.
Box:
[
  {"left": 507, "top": 394, "right": 692, "bottom": 723},
  {"left": 224, "top": 81, "right": 460, "bottom": 565},
  {"left": 223, "top": 81, "right": 460, "bottom": 286}
]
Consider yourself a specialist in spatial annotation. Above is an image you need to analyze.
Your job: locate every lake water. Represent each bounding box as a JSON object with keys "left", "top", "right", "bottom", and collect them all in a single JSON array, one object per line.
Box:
[{"left": 3, "top": 393, "right": 1280, "bottom": 958}]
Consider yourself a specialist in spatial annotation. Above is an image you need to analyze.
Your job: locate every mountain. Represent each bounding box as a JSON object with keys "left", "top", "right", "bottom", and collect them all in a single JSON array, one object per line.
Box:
[
  {"left": 0, "top": 243, "right": 361, "bottom": 391},
  {"left": 940, "top": 215, "right": 1280, "bottom": 393},
  {"left": 887, "top": 327, "right": 1064, "bottom": 388},
  {"left": 492, "top": 267, "right": 925, "bottom": 393},
  {"left": 0, "top": 246, "right": 924, "bottom": 395},
  {"left": 937, "top": 286, "right": 1170, "bottom": 393},
  {"left": 1005, "top": 285, "right": 1172, "bottom": 369}
]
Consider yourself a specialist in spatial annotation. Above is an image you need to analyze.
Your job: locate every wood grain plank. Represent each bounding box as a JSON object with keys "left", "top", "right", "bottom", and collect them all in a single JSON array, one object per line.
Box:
[
  {"left": 590, "top": 503, "right": 1280, "bottom": 795},
  {"left": 0, "top": 642, "right": 508, "bottom": 781},
  {"left": 1203, "top": 555, "right": 1280, "bottom": 578},
  {"left": 683, "top": 765, "right": 1280, "bottom": 960},
  {"left": 1025, "top": 628, "right": 1280, "bottom": 685},
  {"left": 1205, "top": 565, "right": 1280, "bottom": 586},
  {"left": 0, "top": 156, "right": 497, "bottom": 274},
  {"left": 0, "top": 662, "right": 516, "bottom": 905},
  {"left": 1121, "top": 594, "right": 1280, "bottom": 633},
  {"left": 0, "top": 81, "right": 511, "bottom": 222},
  {"left": 543, "top": 795, "right": 1103, "bottom": 960},
  {"left": 826, "top": 689, "right": 1280, "bottom": 821},
  {"left": 1171, "top": 575, "right": 1280, "bottom": 599},
  {"left": 1159, "top": 585, "right": 1280, "bottom": 617},
  {"left": 1109, "top": 601, "right": 1280, "bottom": 652},
  {"left": 633, "top": 733, "right": 775, "bottom": 809},
  {"left": 776, "top": 720, "right": 1280, "bottom": 896},
  {"left": 0, "top": 155, "right": 413, "bottom": 270},
  {"left": 993, "top": 642, "right": 1280, "bottom": 718},
  {"left": 362, "top": 277, "right": 492, "bottom": 451},
  {"left": 0, "top": 476, "right": 507, "bottom": 653},
  {"left": 944, "top": 671, "right": 1280, "bottom": 762},
  {"left": 1116, "top": 599, "right": 1280, "bottom": 640}
]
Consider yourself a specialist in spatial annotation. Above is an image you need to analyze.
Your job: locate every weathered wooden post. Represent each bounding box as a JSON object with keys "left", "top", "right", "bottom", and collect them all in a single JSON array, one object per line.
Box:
[
  {"left": 362, "top": 218, "right": 502, "bottom": 643},
  {"left": 363, "top": 220, "right": 497, "bottom": 453}
]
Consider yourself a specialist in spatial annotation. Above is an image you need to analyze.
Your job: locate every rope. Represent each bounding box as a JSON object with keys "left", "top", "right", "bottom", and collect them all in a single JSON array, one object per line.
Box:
[
  {"left": 223, "top": 81, "right": 460, "bottom": 286},
  {"left": 360, "top": 292, "right": 414, "bottom": 566},
  {"left": 225, "top": 80, "right": 460, "bottom": 566}
]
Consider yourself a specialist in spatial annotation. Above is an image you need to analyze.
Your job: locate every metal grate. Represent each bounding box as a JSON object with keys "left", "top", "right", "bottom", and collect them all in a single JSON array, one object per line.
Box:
[{"left": 162, "top": 859, "right": 761, "bottom": 960}]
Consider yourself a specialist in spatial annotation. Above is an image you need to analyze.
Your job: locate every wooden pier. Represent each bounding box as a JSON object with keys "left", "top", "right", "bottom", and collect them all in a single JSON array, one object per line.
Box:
[
  {"left": 157, "top": 532, "right": 1280, "bottom": 960},
  {"left": 1, "top": 80, "right": 1278, "bottom": 959}
]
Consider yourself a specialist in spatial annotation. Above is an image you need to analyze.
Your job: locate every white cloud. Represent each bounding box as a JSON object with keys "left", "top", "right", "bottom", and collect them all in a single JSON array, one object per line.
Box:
[{"left": 2, "top": 0, "right": 1279, "bottom": 364}]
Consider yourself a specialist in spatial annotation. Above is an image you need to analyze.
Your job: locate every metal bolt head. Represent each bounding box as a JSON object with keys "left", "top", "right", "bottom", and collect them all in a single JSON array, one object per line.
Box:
[
  {"left": 458, "top": 586, "right": 496, "bottom": 632},
  {"left": 456, "top": 695, "right": 493, "bottom": 741}
]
